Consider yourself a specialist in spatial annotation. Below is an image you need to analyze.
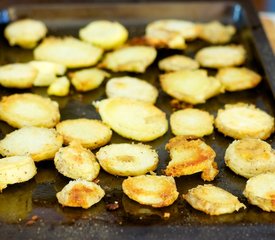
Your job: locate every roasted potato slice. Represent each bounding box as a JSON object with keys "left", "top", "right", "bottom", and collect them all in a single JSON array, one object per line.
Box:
[
  {"left": 96, "top": 143, "right": 159, "bottom": 176},
  {"left": 47, "top": 76, "right": 70, "bottom": 97},
  {"left": 34, "top": 37, "right": 103, "bottom": 68},
  {"left": 195, "top": 45, "right": 246, "bottom": 68},
  {"left": 94, "top": 97, "right": 168, "bottom": 142},
  {"left": 56, "top": 179, "right": 105, "bottom": 209},
  {"left": 215, "top": 103, "right": 274, "bottom": 140},
  {"left": 160, "top": 69, "right": 224, "bottom": 104},
  {"left": 4, "top": 19, "right": 47, "bottom": 49},
  {"left": 165, "top": 136, "right": 219, "bottom": 181},
  {"left": 99, "top": 46, "right": 157, "bottom": 73},
  {"left": 122, "top": 175, "right": 179, "bottom": 208},
  {"left": 0, "top": 127, "right": 63, "bottom": 162},
  {"left": 79, "top": 20, "right": 128, "bottom": 50},
  {"left": 0, "top": 93, "right": 60, "bottom": 128},
  {"left": 183, "top": 184, "right": 246, "bottom": 215},
  {"left": 56, "top": 118, "right": 112, "bottom": 149},
  {"left": 170, "top": 108, "right": 214, "bottom": 137},
  {"left": 106, "top": 76, "right": 158, "bottom": 104}
]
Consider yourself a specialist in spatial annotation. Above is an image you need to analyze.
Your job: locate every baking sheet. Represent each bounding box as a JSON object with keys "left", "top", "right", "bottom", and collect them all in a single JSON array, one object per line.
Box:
[{"left": 0, "top": 1, "right": 275, "bottom": 239}]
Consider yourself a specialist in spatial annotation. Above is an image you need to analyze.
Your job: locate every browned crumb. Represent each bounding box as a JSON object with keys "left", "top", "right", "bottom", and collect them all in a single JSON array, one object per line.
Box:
[{"left": 106, "top": 201, "right": 120, "bottom": 211}]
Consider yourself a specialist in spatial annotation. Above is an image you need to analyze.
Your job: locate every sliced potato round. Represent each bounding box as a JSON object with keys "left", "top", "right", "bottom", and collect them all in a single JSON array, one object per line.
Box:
[
  {"left": 4, "top": 19, "right": 47, "bottom": 49},
  {"left": 225, "top": 138, "right": 275, "bottom": 178},
  {"left": 0, "top": 93, "right": 60, "bottom": 128},
  {"left": 0, "top": 156, "right": 37, "bottom": 191},
  {"left": 170, "top": 108, "right": 214, "bottom": 137},
  {"left": 122, "top": 175, "right": 179, "bottom": 208},
  {"left": 165, "top": 136, "right": 219, "bottom": 181},
  {"left": 106, "top": 76, "right": 158, "bottom": 104},
  {"left": 0, "top": 127, "right": 63, "bottom": 162},
  {"left": 56, "top": 118, "right": 112, "bottom": 149},
  {"left": 183, "top": 184, "right": 246, "bottom": 215},
  {"left": 70, "top": 68, "right": 110, "bottom": 92},
  {"left": 54, "top": 142, "right": 100, "bottom": 181},
  {"left": 47, "top": 76, "right": 70, "bottom": 97},
  {"left": 79, "top": 20, "right": 128, "bottom": 50},
  {"left": 100, "top": 46, "right": 157, "bottom": 73},
  {"left": 0, "top": 63, "right": 37, "bottom": 89},
  {"left": 96, "top": 143, "right": 159, "bottom": 176},
  {"left": 34, "top": 37, "right": 103, "bottom": 68},
  {"left": 160, "top": 69, "right": 224, "bottom": 104},
  {"left": 216, "top": 67, "right": 262, "bottom": 91},
  {"left": 158, "top": 55, "right": 199, "bottom": 72},
  {"left": 215, "top": 103, "right": 274, "bottom": 140},
  {"left": 56, "top": 179, "right": 105, "bottom": 209},
  {"left": 94, "top": 97, "right": 168, "bottom": 142},
  {"left": 195, "top": 45, "right": 246, "bottom": 68}
]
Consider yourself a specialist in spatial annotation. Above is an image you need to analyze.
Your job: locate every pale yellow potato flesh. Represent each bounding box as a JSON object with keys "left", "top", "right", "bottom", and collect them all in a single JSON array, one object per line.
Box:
[{"left": 47, "top": 76, "right": 70, "bottom": 97}]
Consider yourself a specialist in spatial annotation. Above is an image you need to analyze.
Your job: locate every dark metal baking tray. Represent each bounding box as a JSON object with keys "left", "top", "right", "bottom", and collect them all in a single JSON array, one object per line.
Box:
[{"left": 0, "top": 1, "right": 275, "bottom": 239}]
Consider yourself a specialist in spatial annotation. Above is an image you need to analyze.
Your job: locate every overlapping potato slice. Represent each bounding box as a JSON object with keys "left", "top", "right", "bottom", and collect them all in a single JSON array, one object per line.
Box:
[
  {"left": 34, "top": 37, "right": 103, "bottom": 68},
  {"left": 0, "top": 93, "right": 60, "bottom": 128},
  {"left": 79, "top": 20, "right": 128, "bottom": 50},
  {"left": 158, "top": 55, "right": 199, "bottom": 72},
  {"left": 99, "top": 46, "right": 157, "bottom": 73},
  {"left": 56, "top": 179, "right": 105, "bottom": 209},
  {"left": 122, "top": 175, "right": 179, "bottom": 208},
  {"left": 70, "top": 68, "right": 110, "bottom": 92},
  {"left": 4, "top": 19, "right": 47, "bottom": 49},
  {"left": 183, "top": 184, "right": 246, "bottom": 215},
  {"left": 170, "top": 108, "right": 214, "bottom": 137},
  {"left": 0, "top": 156, "right": 37, "bottom": 191},
  {"left": 215, "top": 103, "right": 274, "bottom": 139},
  {"left": 243, "top": 173, "right": 275, "bottom": 212},
  {"left": 0, "top": 63, "right": 37, "bottom": 89},
  {"left": 106, "top": 76, "right": 158, "bottom": 104},
  {"left": 96, "top": 143, "right": 159, "bottom": 176},
  {"left": 0, "top": 127, "right": 63, "bottom": 162},
  {"left": 225, "top": 139, "right": 275, "bottom": 178},
  {"left": 47, "top": 76, "right": 70, "bottom": 97},
  {"left": 216, "top": 67, "right": 262, "bottom": 91},
  {"left": 165, "top": 136, "right": 218, "bottom": 181},
  {"left": 56, "top": 118, "right": 112, "bottom": 149},
  {"left": 198, "top": 21, "right": 236, "bottom": 44},
  {"left": 195, "top": 45, "right": 246, "bottom": 68},
  {"left": 94, "top": 98, "right": 168, "bottom": 142},
  {"left": 54, "top": 142, "right": 100, "bottom": 181},
  {"left": 160, "top": 69, "right": 224, "bottom": 104}
]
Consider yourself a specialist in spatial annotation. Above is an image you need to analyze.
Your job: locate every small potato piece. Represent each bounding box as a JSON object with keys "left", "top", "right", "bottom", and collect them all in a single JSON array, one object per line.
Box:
[
  {"left": 70, "top": 68, "right": 110, "bottom": 92},
  {"left": 243, "top": 173, "right": 275, "bottom": 212},
  {"left": 183, "top": 184, "right": 246, "bottom": 215},
  {"left": 106, "top": 76, "right": 158, "bottom": 104},
  {"left": 170, "top": 108, "right": 214, "bottom": 137},
  {"left": 47, "top": 76, "right": 70, "bottom": 97},
  {"left": 56, "top": 179, "right": 105, "bottom": 209},
  {"left": 165, "top": 136, "right": 219, "bottom": 181},
  {"left": 215, "top": 103, "right": 274, "bottom": 140},
  {"left": 0, "top": 93, "right": 60, "bottom": 128},
  {"left": 216, "top": 67, "right": 262, "bottom": 91},
  {"left": 122, "top": 175, "right": 179, "bottom": 208},
  {"left": 160, "top": 69, "right": 224, "bottom": 104},
  {"left": 0, "top": 63, "right": 37, "bottom": 89},
  {"left": 198, "top": 21, "right": 236, "bottom": 44},
  {"left": 0, "top": 156, "right": 37, "bottom": 191},
  {"left": 4, "top": 19, "right": 47, "bottom": 49},
  {"left": 195, "top": 45, "right": 246, "bottom": 68},
  {"left": 0, "top": 127, "right": 63, "bottom": 162},
  {"left": 56, "top": 118, "right": 112, "bottom": 149},
  {"left": 96, "top": 143, "right": 159, "bottom": 176},
  {"left": 94, "top": 98, "right": 168, "bottom": 142},
  {"left": 34, "top": 37, "right": 103, "bottom": 68},
  {"left": 79, "top": 20, "right": 128, "bottom": 50},
  {"left": 225, "top": 139, "right": 275, "bottom": 178},
  {"left": 158, "top": 55, "right": 199, "bottom": 72},
  {"left": 100, "top": 46, "right": 157, "bottom": 73},
  {"left": 54, "top": 142, "right": 100, "bottom": 181}
]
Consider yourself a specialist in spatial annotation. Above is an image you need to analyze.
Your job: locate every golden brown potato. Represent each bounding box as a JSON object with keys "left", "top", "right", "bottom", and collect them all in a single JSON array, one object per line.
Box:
[{"left": 47, "top": 76, "right": 70, "bottom": 97}]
